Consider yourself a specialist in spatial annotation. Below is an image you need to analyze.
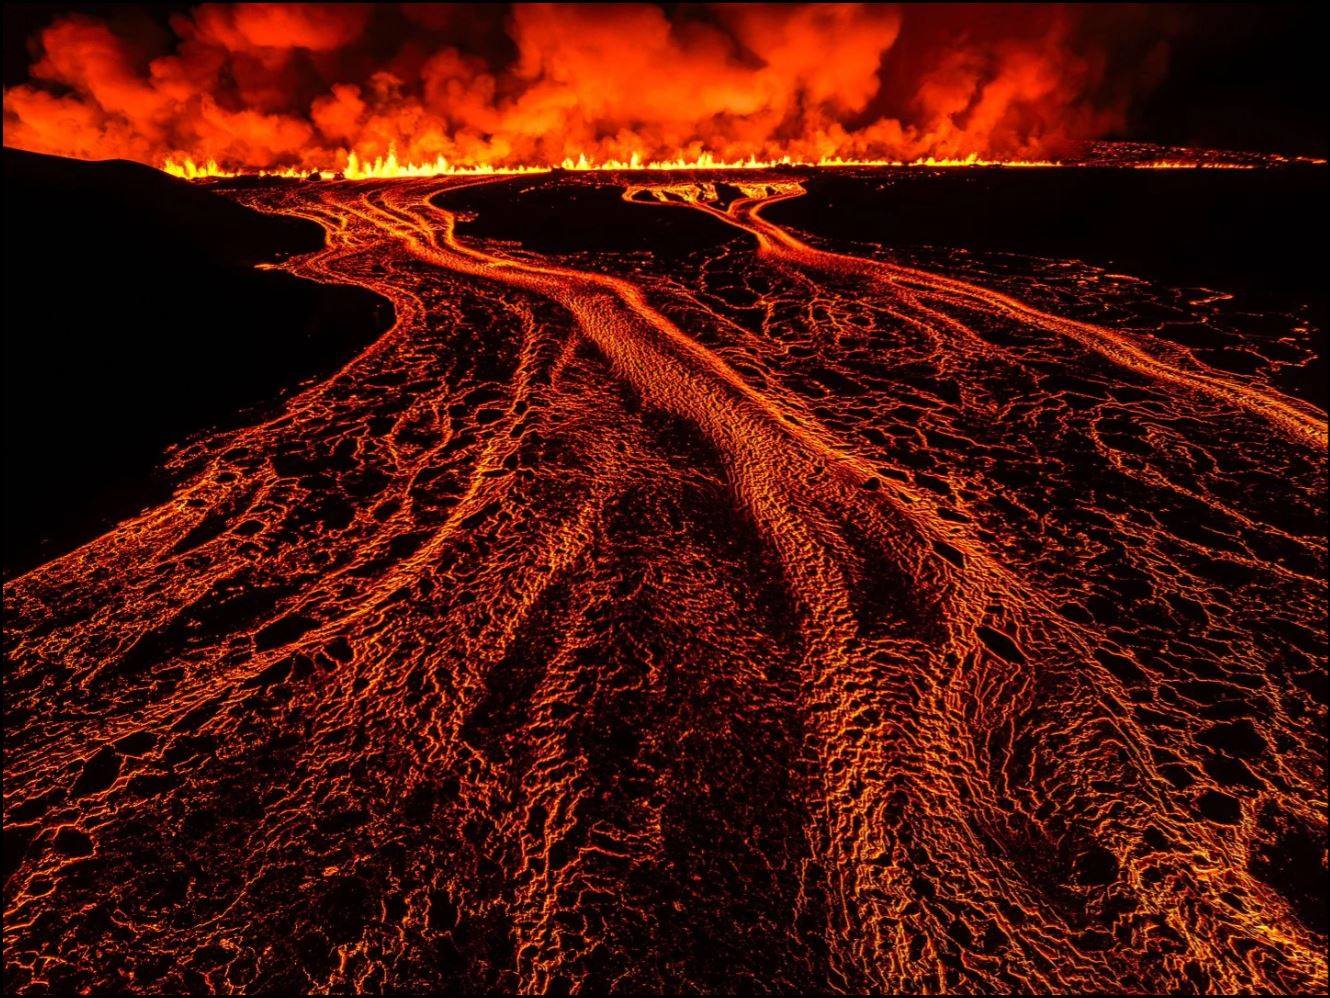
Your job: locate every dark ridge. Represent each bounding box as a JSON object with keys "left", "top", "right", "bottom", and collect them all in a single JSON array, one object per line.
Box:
[
  {"left": 432, "top": 173, "right": 743, "bottom": 258},
  {"left": 765, "top": 167, "right": 1328, "bottom": 405},
  {"left": 768, "top": 167, "right": 1328, "bottom": 308},
  {"left": 2, "top": 150, "right": 393, "bottom": 576}
]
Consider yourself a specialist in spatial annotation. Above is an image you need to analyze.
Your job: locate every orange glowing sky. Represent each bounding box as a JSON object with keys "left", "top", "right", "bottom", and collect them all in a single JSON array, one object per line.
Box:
[{"left": 2, "top": 3, "right": 1180, "bottom": 173}]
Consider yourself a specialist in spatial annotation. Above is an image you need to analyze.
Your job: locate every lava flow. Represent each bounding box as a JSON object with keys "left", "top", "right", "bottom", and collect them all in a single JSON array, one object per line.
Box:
[{"left": 3, "top": 171, "right": 1326, "bottom": 994}]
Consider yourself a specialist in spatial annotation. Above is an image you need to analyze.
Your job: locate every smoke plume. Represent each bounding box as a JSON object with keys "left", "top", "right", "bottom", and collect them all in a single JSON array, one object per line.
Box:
[{"left": 3, "top": 3, "right": 1174, "bottom": 169}]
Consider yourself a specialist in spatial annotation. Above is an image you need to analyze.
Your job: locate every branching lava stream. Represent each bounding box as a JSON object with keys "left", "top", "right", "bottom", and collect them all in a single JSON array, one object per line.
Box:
[{"left": 4, "top": 172, "right": 1326, "bottom": 994}]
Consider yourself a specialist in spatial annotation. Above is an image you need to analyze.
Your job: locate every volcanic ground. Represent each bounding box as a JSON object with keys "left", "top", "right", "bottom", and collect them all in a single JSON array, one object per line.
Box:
[{"left": 3, "top": 163, "right": 1327, "bottom": 994}]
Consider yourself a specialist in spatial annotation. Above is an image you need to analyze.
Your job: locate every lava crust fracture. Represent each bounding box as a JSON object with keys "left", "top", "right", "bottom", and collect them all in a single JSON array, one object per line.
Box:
[{"left": 3, "top": 172, "right": 1326, "bottom": 994}]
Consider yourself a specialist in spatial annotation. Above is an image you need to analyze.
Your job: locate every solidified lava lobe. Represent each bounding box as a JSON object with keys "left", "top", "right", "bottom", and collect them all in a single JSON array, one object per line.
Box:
[{"left": 3, "top": 171, "right": 1326, "bottom": 994}]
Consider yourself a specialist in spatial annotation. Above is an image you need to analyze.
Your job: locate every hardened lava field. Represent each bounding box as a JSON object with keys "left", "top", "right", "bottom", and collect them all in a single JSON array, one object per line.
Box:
[{"left": 3, "top": 168, "right": 1327, "bottom": 994}]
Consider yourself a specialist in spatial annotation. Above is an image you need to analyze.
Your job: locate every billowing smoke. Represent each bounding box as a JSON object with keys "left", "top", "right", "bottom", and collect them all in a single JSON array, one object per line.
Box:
[{"left": 2, "top": 3, "right": 1174, "bottom": 170}]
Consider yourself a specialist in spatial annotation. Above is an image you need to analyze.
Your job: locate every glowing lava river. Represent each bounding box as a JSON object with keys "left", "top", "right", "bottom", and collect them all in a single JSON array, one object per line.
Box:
[{"left": 4, "top": 172, "right": 1326, "bottom": 994}]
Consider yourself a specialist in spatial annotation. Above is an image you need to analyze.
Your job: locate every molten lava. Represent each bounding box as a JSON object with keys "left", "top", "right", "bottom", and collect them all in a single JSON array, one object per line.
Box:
[{"left": 3, "top": 168, "right": 1325, "bottom": 993}]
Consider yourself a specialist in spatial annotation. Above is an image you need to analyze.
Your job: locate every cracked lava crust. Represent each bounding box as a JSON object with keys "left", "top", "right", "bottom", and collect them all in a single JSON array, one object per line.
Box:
[{"left": 3, "top": 171, "right": 1326, "bottom": 994}]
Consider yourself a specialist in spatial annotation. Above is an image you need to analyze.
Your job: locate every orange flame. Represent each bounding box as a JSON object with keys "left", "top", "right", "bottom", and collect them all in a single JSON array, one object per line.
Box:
[{"left": 161, "top": 145, "right": 1286, "bottom": 181}]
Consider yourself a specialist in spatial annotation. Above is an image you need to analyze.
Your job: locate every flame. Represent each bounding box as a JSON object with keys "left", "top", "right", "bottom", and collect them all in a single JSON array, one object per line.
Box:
[
  {"left": 1134, "top": 159, "right": 1254, "bottom": 170},
  {"left": 163, "top": 148, "right": 547, "bottom": 180},
  {"left": 161, "top": 146, "right": 1285, "bottom": 181},
  {"left": 162, "top": 151, "right": 1066, "bottom": 180}
]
